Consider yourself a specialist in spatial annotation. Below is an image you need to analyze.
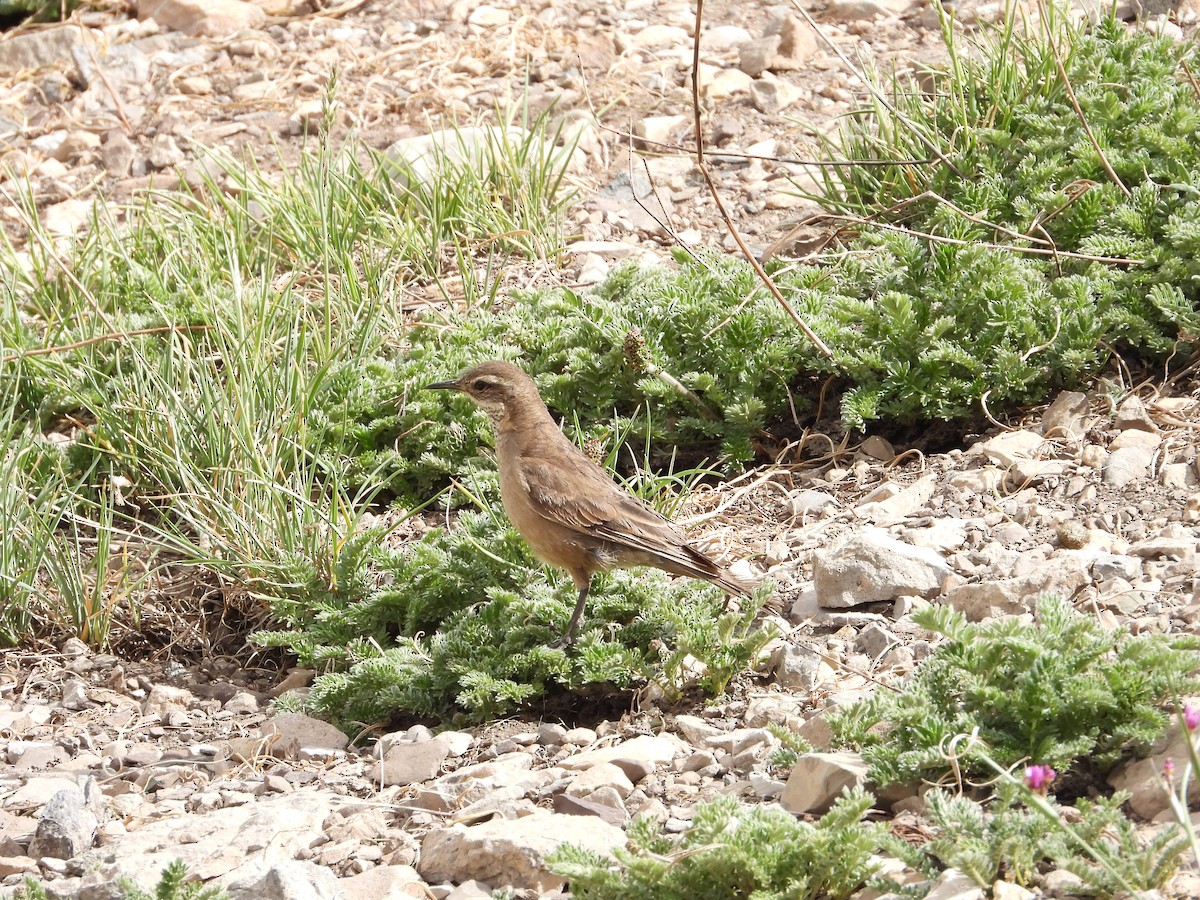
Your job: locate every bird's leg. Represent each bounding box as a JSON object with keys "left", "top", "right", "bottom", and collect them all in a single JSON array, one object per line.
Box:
[{"left": 562, "top": 580, "right": 591, "bottom": 646}]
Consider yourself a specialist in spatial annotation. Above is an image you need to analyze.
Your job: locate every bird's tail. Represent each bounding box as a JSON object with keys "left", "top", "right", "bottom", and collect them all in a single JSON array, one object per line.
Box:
[{"left": 680, "top": 544, "right": 756, "bottom": 597}]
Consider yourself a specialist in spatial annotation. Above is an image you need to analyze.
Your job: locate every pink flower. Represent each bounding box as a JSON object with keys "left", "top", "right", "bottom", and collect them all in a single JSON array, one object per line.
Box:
[
  {"left": 1025, "top": 764, "right": 1056, "bottom": 793},
  {"left": 1185, "top": 704, "right": 1199, "bottom": 732},
  {"left": 1164, "top": 758, "right": 1176, "bottom": 780}
]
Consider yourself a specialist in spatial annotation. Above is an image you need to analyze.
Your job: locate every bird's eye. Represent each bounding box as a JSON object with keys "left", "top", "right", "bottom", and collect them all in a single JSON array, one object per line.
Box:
[{"left": 471, "top": 378, "right": 490, "bottom": 392}]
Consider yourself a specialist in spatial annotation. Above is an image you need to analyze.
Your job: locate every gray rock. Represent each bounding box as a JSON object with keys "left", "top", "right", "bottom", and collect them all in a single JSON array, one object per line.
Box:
[
  {"left": 738, "top": 35, "right": 782, "bottom": 77},
  {"left": 553, "top": 792, "right": 626, "bottom": 827},
  {"left": 225, "top": 860, "right": 342, "bottom": 899},
  {"left": 1114, "top": 395, "right": 1157, "bottom": 432},
  {"left": 418, "top": 812, "right": 625, "bottom": 892},
  {"left": 748, "top": 75, "right": 804, "bottom": 114},
  {"left": 769, "top": 642, "right": 832, "bottom": 690},
  {"left": 101, "top": 131, "right": 136, "bottom": 178},
  {"left": 27, "top": 782, "right": 101, "bottom": 860},
  {"left": 855, "top": 623, "right": 896, "bottom": 658},
  {"left": 1091, "top": 553, "right": 1142, "bottom": 581},
  {"left": 373, "top": 739, "right": 450, "bottom": 786},
  {"left": 259, "top": 713, "right": 349, "bottom": 758},
  {"left": 813, "top": 528, "right": 952, "bottom": 608},
  {"left": 0, "top": 26, "right": 95, "bottom": 73},
  {"left": 1040, "top": 390, "right": 1090, "bottom": 438},
  {"left": 779, "top": 751, "right": 869, "bottom": 814}
]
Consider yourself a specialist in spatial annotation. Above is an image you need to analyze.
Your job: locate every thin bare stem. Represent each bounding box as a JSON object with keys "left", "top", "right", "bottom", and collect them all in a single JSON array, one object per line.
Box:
[
  {"left": 1039, "top": 0, "right": 1129, "bottom": 197},
  {"left": 819, "top": 212, "right": 1141, "bottom": 265},
  {"left": 2, "top": 325, "right": 215, "bottom": 365},
  {"left": 690, "top": 0, "right": 833, "bottom": 359},
  {"left": 786, "top": 0, "right": 965, "bottom": 180}
]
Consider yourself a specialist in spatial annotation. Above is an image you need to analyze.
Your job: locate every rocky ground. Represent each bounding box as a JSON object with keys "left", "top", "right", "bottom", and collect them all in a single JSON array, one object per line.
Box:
[{"left": 3, "top": 0, "right": 1200, "bottom": 898}]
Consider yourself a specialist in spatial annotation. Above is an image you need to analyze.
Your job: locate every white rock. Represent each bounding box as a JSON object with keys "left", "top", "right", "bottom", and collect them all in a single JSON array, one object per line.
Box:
[
  {"left": 566, "top": 763, "right": 635, "bottom": 799},
  {"left": 857, "top": 473, "right": 938, "bottom": 523},
  {"left": 903, "top": 518, "right": 969, "bottom": 552},
  {"left": 468, "top": 5, "right": 510, "bottom": 26},
  {"left": 788, "top": 489, "right": 837, "bottom": 516},
  {"left": 1103, "top": 446, "right": 1154, "bottom": 487},
  {"left": 976, "top": 430, "right": 1046, "bottom": 467},
  {"left": 141, "top": 684, "right": 194, "bottom": 718},
  {"left": 224, "top": 860, "right": 342, "bottom": 899},
  {"left": 138, "top": 0, "right": 265, "bottom": 37},
  {"left": 924, "top": 867, "right": 986, "bottom": 900},
  {"left": 813, "top": 528, "right": 952, "bottom": 608},
  {"left": 418, "top": 812, "right": 625, "bottom": 892},
  {"left": 827, "top": 0, "right": 894, "bottom": 19},
  {"left": 75, "top": 792, "right": 335, "bottom": 892},
  {"left": 942, "top": 552, "right": 1092, "bottom": 620},
  {"left": 673, "top": 714, "right": 722, "bottom": 744},
  {"left": 560, "top": 734, "right": 683, "bottom": 771},
  {"left": 42, "top": 199, "right": 93, "bottom": 239},
  {"left": 625, "top": 25, "right": 691, "bottom": 50},
  {"left": 991, "top": 880, "right": 1036, "bottom": 900},
  {"left": 702, "top": 25, "right": 752, "bottom": 51},
  {"left": 633, "top": 114, "right": 690, "bottom": 149},
  {"left": 340, "top": 864, "right": 424, "bottom": 898},
  {"left": 779, "top": 751, "right": 869, "bottom": 814},
  {"left": 385, "top": 126, "right": 565, "bottom": 190},
  {"left": 431, "top": 730, "right": 474, "bottom": 757},
  {"left": 1110, "top": 429, "right": 1162, "bottom": 451},
  {"left": 949, "top": 468, "right": 1004, "bottom": 492}
]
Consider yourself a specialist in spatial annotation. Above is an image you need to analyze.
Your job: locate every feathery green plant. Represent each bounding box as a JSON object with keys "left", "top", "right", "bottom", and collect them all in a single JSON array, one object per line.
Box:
[
  {"left": 260, "top": 507, "right": 772, "bottom": 727},
  {"left": 548, "top": 789, "right": 884, "bottom": 900},
  {"left": 830, "top": 596, "right": 1200, "bottom": 787}
]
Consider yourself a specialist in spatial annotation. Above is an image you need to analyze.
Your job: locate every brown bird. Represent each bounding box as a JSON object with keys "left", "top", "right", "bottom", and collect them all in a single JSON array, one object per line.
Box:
[{"left": 426, "top": 360, "right": 751, "bottom": 643}]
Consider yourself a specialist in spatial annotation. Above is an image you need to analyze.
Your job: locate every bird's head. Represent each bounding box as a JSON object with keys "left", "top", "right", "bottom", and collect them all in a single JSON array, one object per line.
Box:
[{"left": 425, "top": 360, "right": 541, "bottom": 425}]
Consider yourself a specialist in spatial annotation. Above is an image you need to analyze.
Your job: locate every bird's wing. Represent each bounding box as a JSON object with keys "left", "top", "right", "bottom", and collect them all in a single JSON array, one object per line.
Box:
[
  {"left": 515, "top": 451, "right": 726, "bottom": 579},
  {"left": 515, "top": 452, "right": 678, "bottom": 540}
]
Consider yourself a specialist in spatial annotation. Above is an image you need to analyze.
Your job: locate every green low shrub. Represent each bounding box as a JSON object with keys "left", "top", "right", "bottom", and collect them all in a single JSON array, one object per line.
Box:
[
  {"left": 258, "top": 508, "right": 773, "bottom": 727},
  {"left": 829, "top": 596, "right": 1200, "bottom": 787},
  {"left": 548, "top": 789, "right": 884, "bottom": 900}
]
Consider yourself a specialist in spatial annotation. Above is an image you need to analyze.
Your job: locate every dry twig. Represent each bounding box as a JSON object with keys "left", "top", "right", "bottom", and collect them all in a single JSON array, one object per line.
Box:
[{"left": 689, "top": 0, "right": 833, "bottom": 359}]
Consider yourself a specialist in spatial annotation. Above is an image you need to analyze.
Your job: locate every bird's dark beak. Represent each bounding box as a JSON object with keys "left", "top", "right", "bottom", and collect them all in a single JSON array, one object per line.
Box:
[{"left": 424, "top": 378, "right": 461, "bottom": 392}]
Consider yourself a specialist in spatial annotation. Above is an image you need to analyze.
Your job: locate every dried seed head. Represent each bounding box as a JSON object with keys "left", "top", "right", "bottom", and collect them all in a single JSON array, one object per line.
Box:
[{"left": 623, "top": 327, "right": 649, "bottom": 373}]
